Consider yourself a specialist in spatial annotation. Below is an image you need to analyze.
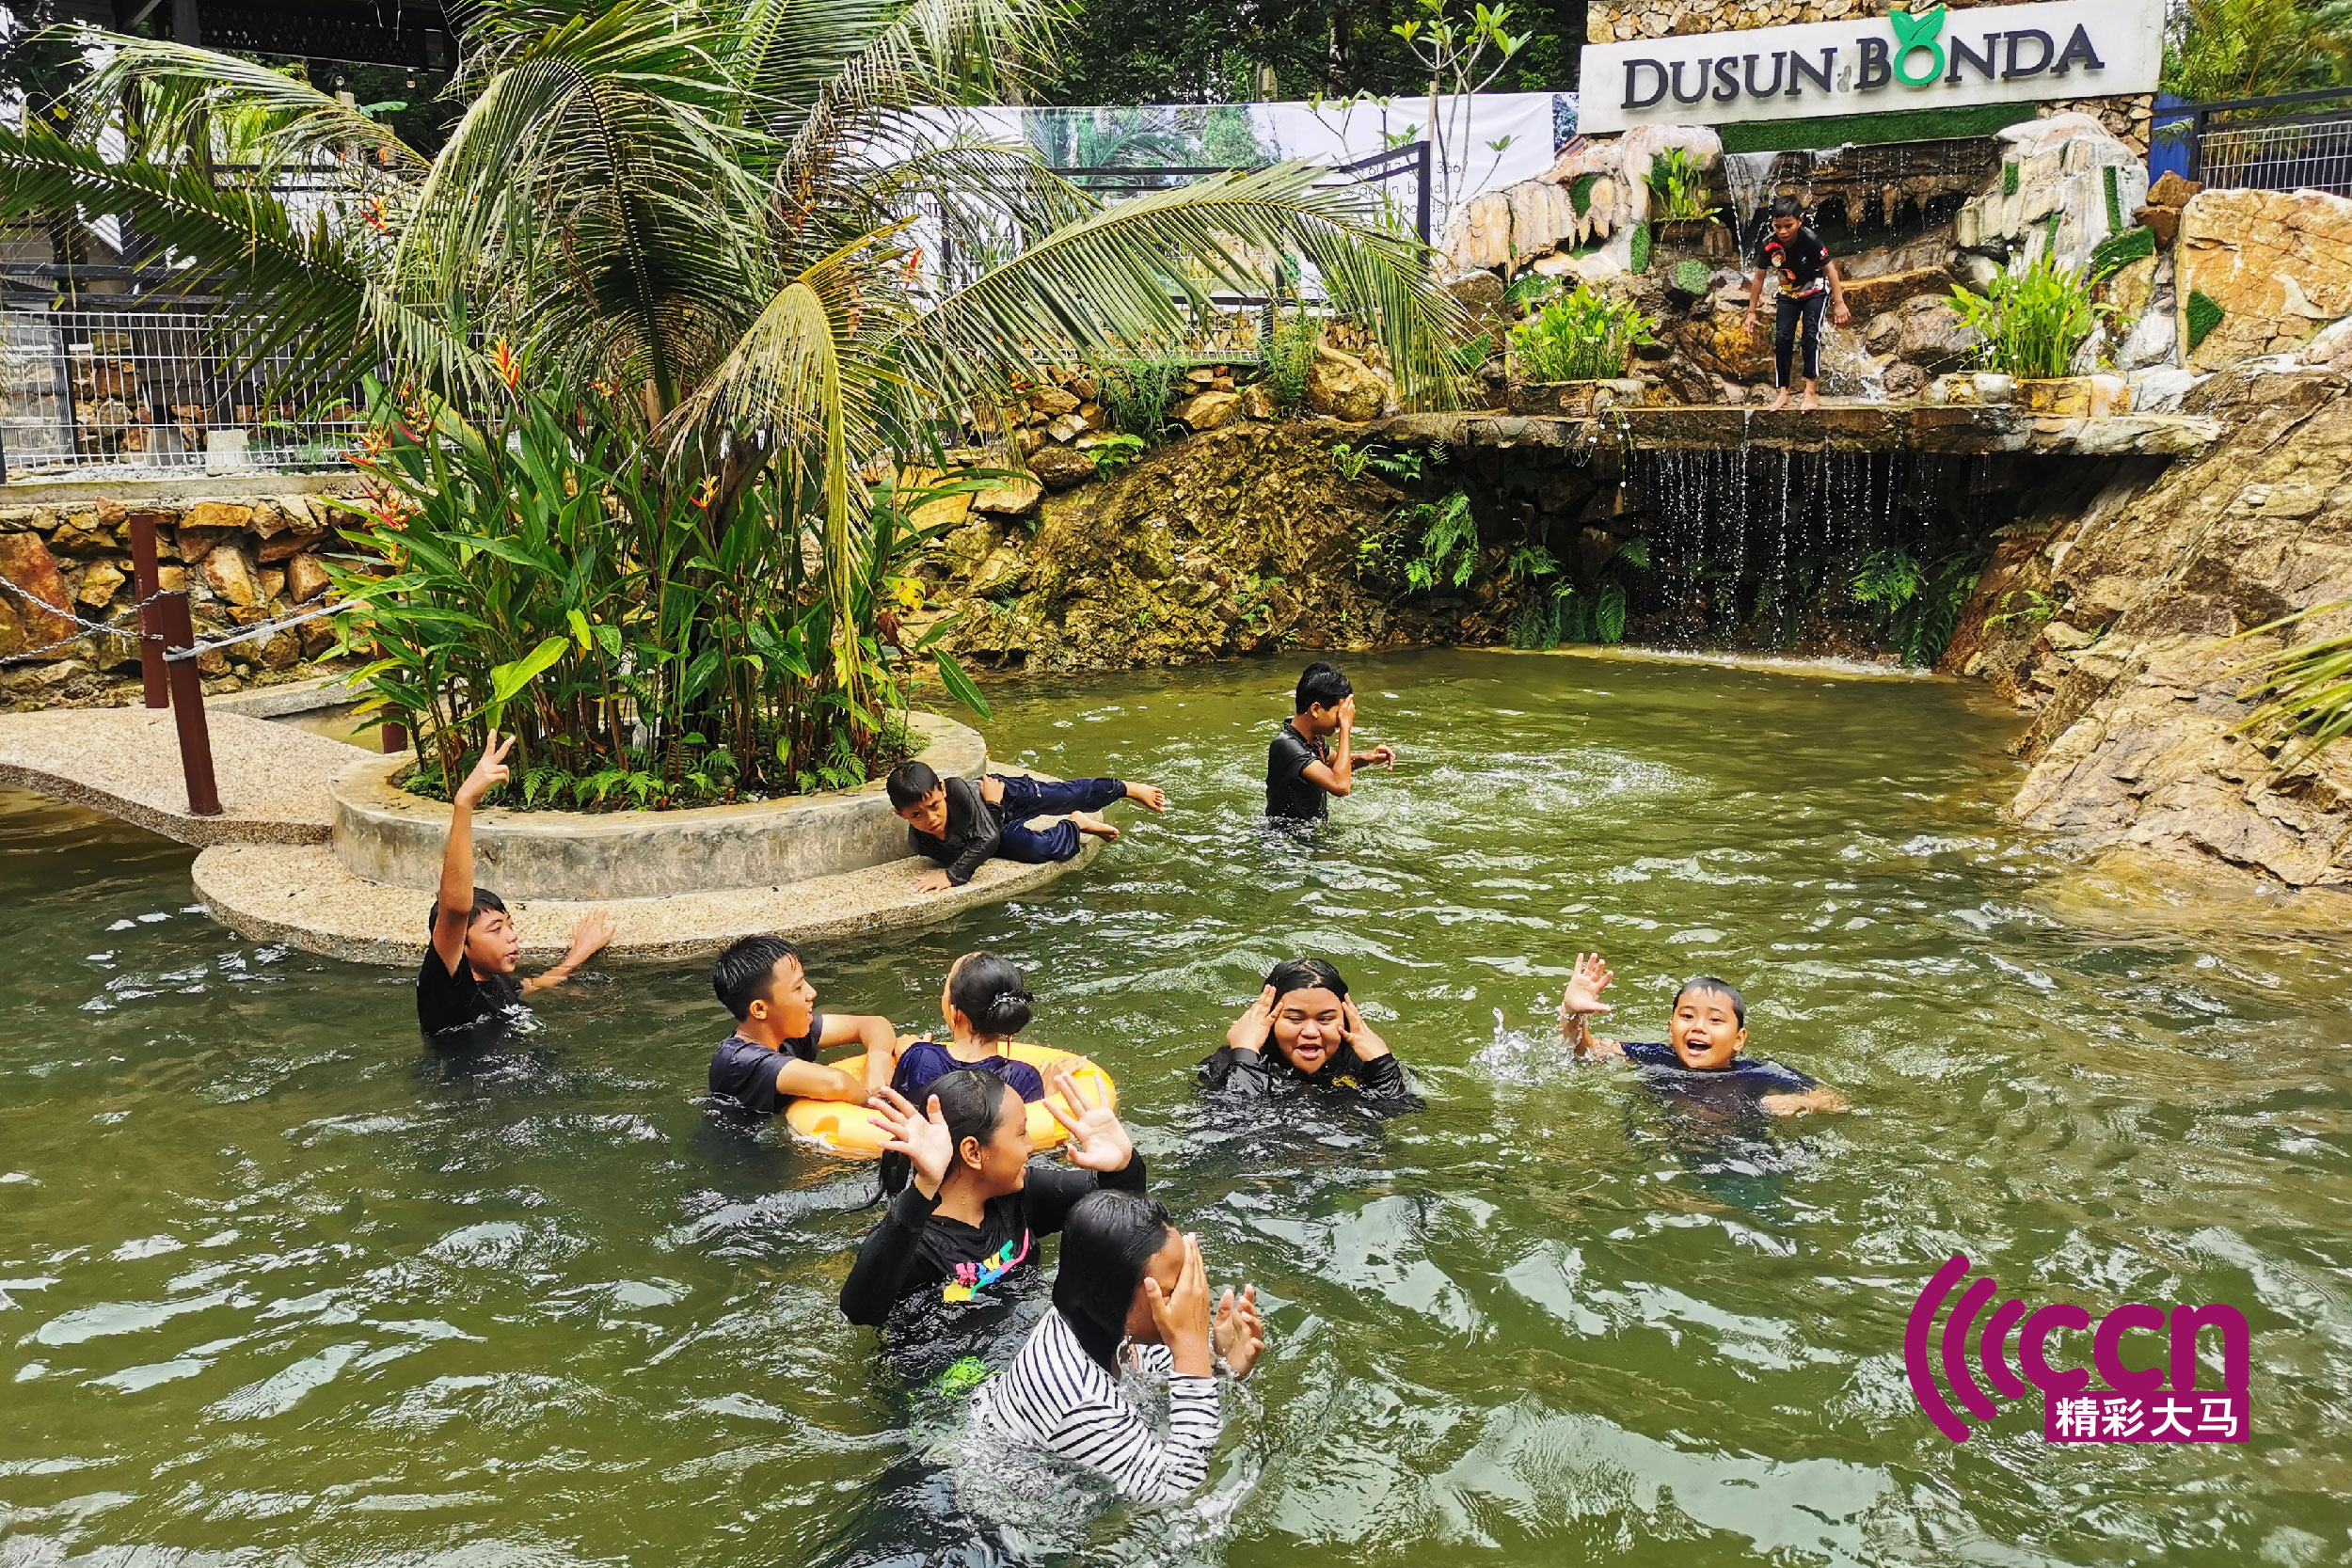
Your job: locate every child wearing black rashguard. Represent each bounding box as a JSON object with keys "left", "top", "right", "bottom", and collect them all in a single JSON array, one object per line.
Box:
[
  {"left": 1741, "top": 195, "right": 1852, "bottom": 413},
  {"left": 1557, "top": 951, "right": 1849, "bottom": 1117}
]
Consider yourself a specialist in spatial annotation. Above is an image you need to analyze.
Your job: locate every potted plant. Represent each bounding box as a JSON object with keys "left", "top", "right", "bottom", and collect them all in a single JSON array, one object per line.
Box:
[
  {"left": 1645, "top": 148, "right": 1727, "bottom": 258},
  {"left": 1947, "top": 249, "right": 2122, "bottom": 415},
  {"left": 1506, "top": 283, "right": 1660, "bottom": 415}
]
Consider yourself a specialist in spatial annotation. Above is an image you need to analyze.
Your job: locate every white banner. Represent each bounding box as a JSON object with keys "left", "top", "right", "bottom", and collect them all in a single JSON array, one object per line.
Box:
[{"left": 1577, "top": 0, "right": 2162, "bottom": 135}]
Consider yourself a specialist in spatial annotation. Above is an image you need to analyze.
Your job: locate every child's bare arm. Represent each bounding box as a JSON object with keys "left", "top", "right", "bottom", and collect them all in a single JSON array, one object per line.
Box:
[
  {"left": 1557, "top": 950, "right": 1622, "bottom": 1056},
  {"left": 1759, "top": 1085, "right": 1850, "bottom": 1116},
  {"left": 817, "top": 1013, "right": 901, "bottom": 1091},
  {"left": 434, "top": 733, "right": 513, "bottom": 974}
]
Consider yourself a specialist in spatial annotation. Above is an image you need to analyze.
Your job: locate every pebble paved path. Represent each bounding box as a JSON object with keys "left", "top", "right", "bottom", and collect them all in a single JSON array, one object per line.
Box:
[{"left": 0, "top": 705, "right": 358, "bottom": 846}]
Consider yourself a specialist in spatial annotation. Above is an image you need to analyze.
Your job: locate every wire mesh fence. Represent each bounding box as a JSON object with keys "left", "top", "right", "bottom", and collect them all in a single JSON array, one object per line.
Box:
[
  {"left": 2195, "top": 118, "right": 2352, "bottom": 196},
  {"left": 1, "top": 299, "right": 365, "bottom": 482}
]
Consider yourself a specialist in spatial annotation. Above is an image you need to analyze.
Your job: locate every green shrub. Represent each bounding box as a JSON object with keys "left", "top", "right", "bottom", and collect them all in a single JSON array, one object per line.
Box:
[
  {"left": 1509, "top": 283, "right": 1660, "bottom": 382},
  {"left": 1091, "top": 356, "right": 1185, "bottom": 440},
  {"left": 2187, "top": 289, "right": 2225, "bottom": 351},
  {"left": 1403, "top": 489, "right": 1479, "bottom": 592},
  {"left": 1263, "top": 312, "right": 1323, "bottom": 415},
  {"left": 1647, "top": 147, "right": 1710, "bottom": 222},
  {"left": 1089, "top": 433, "right": 1146, "bottom": 478},
  {"left": 1629, "top": 222, "right": 1652, "bottom": 274},
  {"left": 1671, "top": 257, "right": 1710, "bottom": 295},
  {"left": 1947, "top": 249, "right": 2108, "bottom": 379},
  {"left": 2089, "top": 226, "right": 2155, "bottom": 282}
]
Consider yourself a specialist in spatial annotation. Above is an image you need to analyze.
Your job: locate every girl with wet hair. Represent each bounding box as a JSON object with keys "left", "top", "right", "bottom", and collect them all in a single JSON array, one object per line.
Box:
[
  {"left": 891, "top": 951, "right": 1052, "bottom": 1105},
  {"left": 839, "top": 1065, "right": 1145, "bottom": 1326},
  {"left": 1197, "top": 957, "right": 1422, "bottom": 1111},
  {"left": 970, "top": 1190, "right": 1263, "bottom": 1502}
]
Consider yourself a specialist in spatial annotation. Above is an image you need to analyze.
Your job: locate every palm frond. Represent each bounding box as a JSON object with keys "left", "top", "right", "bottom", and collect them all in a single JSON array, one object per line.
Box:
[{"left": 2224, "top": 598, "right": 2352, "bottom": 773}]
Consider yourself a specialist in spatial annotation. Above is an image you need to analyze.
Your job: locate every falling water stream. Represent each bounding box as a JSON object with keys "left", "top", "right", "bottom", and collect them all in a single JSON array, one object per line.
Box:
[{"left": 3, "top": 648, "right": 2348, "bottom": 1566}]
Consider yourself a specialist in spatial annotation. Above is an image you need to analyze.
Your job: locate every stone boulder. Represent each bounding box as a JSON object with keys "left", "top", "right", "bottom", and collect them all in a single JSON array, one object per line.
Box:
[
  {"left": 2178, "top": 187, "right": 2352, "bottom": 371},
  {"left": 1026, "top": 445, "right": 1097, "bottom": 490},
  {"left": 1862, "top": 293, "right": 1980, "bottom": 372},
  {"left": 1839, "top": 267, "right": 1957, "bottom": 321},
  {"left": 0, "top": 533, "right": 75, "bottom": 647},
  {"left": 1304, "top": 346, "right": 1391, "bottom": 421},
  {"left": 1675, "top": 302, "right": 1775, "bottom": 384},
  {"left": 201, "top": 542, "right": 262, "bottom": 608},
  {"left": 971, "top": 476, "right": 1044, "bottom": 517},
  {"left": 287, "top": 553, "right": 333, "bottom": 603},
  {"left": 1173, "top": 390, "right": 1242, "bottom": 431}
]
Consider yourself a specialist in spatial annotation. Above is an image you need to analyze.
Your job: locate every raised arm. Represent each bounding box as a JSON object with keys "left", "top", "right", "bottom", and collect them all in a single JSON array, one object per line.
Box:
[
  {"left": 1299, "top": 695, "right": 1360, "bottom": 797},
  {"left": 1558, "top": 951, "right": 1625, "bottom": 1059},
  {"left": 838, "top": 1088, "right": 953, "bottom": 1324},
  {"left": 432, "top": 734, "right": 513, "bottom": 975},
  {"left": 519, "top": 910, "right": 614, "bottom": 995}
]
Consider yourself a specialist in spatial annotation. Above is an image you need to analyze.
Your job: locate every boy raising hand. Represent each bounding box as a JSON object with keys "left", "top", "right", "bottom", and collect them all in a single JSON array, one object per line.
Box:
[{"left": 1558, "top": 951, "right": 1848, "bottom": 1117}]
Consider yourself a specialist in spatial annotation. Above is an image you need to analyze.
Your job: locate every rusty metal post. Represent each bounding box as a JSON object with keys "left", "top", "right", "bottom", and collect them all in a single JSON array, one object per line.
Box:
[
  {"left": 126, "top": 510, "right": 167, "bottom": 708},
  {"left": 152, "top": 591, "right": 221, "bottom": 816},
  {"left": 383, "top": 719, "right": 408, "bottom": 754}
]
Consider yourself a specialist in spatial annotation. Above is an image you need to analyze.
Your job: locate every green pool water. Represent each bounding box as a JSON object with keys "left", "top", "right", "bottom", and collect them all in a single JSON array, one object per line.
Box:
[{"left": 4, "top": 647, "right": 2349, "bottom": 1567}]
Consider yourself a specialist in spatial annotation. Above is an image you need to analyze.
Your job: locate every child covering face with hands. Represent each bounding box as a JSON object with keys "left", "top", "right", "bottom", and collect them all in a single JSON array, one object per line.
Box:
[{"left": 970, "top": 1190, "right": 1264, "bottom": 1503}]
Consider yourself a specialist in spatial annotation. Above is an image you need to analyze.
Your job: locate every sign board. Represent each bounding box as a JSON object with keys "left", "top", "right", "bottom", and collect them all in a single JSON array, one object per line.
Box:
[{"left": 1576, "top": 0, "right": 2162, "bottom": 135}]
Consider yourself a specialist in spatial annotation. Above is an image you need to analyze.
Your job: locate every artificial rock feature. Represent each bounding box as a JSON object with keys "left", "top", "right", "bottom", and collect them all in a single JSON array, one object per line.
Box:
[{"left": 2176, "top": 188, "right": 2352, "bottom": 372}]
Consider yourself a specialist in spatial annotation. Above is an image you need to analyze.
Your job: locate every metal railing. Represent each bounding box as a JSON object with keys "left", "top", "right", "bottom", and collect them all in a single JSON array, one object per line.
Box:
[
  {"left": 0, "top": 294, "right": 364, "bottom": 482},
  {"left": 2165, "top": 88, "right": 2352, "bottom": 195}
]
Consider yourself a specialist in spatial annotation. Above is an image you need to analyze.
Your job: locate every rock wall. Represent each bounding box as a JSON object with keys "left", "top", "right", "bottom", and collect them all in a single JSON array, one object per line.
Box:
[
  {"left": 2177, "top": 189, "right": 2352, "bottom": 372},
  {"left": 913, "top": 423, "right": 1491, "bottom": 673},
  {"left": 0, "top": 483, "right": 362, "bottom": 707},
  {"left": 1949, "top": 363, "right": 2352, "bottom": 886}
]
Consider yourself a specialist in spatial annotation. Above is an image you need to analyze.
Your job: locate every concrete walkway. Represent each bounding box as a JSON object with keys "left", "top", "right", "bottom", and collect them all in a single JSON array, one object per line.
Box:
[
  {"left": 0, "top": 705, "right": 358, "bottom": 846},
  {"left": 194, "top": 837, "right": 1101, "bottom": 964}
]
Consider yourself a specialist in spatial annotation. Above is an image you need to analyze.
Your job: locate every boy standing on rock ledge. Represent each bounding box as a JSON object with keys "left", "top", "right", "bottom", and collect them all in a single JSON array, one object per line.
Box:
[{"left": 1743, "top": 195, "right": 1852, "bottom": 413}]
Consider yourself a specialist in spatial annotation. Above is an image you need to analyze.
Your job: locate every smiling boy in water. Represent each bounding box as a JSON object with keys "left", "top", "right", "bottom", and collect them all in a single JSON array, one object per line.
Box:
[
  {"left": 707, "top": 934, "right": 901, "bottom": 1115},
  {"left": 1555, "top": 951, "right": 1848, "bottom": 1117}
]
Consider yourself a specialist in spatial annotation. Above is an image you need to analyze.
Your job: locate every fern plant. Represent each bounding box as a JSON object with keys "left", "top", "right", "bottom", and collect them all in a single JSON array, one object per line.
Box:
[
  {"left": 1851, "top": 548, "right": 1979, "bottom": 666},
  {"left": 1403, "top": 489, "right": 1479, "bottom": 591}
]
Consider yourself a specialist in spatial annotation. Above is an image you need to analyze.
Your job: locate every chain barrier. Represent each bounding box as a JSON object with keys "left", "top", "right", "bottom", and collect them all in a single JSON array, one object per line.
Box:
[{"left": 2, "top": 563, "right": 358, "bottom": 669}]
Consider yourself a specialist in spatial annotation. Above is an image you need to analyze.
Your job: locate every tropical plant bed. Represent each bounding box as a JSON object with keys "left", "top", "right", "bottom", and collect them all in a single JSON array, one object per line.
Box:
[
  {"left": 1506, "top": 379, "right": 1648, "bottom": 417},
  {"left": 329, "top": 711, "right": 986, "bottom": 902}
]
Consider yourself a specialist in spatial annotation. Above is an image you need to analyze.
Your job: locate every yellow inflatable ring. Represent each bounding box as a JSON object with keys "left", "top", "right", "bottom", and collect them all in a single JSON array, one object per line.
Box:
[{"left": 784, "top": 1040, "right": 1118, "bottom": 1159}]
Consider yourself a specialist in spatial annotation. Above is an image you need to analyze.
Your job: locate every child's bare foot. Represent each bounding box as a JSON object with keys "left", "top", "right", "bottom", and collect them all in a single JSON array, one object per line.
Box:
[
  {"left": 1124, "top": 781, "right": 1168, "bottom": 813},
  {"left": 1799, "top": 385, "right": 1820, "bottom": 412},
  {"left": 1765, "top": 388, "right": 1792, "bottom": 411},
  {"left": 1071, "top": 811, "right": 1120, "bottom": 841}
]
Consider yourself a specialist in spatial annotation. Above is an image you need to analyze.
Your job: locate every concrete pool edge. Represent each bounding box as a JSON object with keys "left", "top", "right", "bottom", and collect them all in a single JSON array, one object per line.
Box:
[{"left": 192, "top": 835, "right": 1104, "bottom": 965}]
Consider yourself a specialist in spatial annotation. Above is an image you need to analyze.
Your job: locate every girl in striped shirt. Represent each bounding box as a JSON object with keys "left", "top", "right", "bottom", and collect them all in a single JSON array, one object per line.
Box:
[{"left": 969, "top": 1190, "right": 1264, "bottom": 1503}]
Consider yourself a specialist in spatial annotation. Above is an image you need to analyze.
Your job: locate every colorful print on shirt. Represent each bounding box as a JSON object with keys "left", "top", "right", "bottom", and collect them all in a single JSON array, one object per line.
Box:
[{"left": 942, "top": 1229, "right": 1032, "bottom": 1303}]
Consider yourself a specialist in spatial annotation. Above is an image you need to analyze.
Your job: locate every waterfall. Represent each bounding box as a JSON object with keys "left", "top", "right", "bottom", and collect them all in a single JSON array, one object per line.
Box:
[{"left": 1722, "top": 151, "right": 1781, "bottom": 255}]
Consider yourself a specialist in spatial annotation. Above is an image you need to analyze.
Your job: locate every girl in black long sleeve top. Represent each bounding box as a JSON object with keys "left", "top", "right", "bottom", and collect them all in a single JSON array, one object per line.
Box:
[
  {"left": 1196, "top": 957, "right": 1422, "bottom": 1114},
  {"left": 840, "top": 1066, "right": 1147, "bottom": 1326}
]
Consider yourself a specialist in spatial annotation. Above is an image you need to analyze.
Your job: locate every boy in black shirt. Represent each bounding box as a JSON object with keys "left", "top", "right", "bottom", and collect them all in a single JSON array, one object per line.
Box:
[
  {"left": 706, "top": 934, "right": 900, "bottom": 1114},
  {"left": 1264, "top": 661, "right": 1396, "bottom": 821},
  {"left": 419, "top": 732, "right": 613, "bottom": 1048},
  {"left": 889, "top": 762, "right": 1168, "bottom": 894},
  {"left": 1556, "top": 949, "right": 1849, "bottom": 1117},
  {"left": 1741, "top": 196, "right": 1851, "bottom": 413}
]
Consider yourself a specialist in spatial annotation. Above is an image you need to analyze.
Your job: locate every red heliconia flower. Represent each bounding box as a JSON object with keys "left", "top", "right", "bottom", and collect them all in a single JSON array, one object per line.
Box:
[
  {"left": 490, "top": 337, "right": 522, "bottom": 389},
  {"left": 691, "top": 474, "right": 720, "bottom": 511}
]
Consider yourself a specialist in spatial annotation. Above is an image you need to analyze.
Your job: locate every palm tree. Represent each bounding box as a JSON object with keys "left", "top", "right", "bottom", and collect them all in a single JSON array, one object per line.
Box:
[{"left": 0, "top": 0, "right": 1460, "bottom": 793}]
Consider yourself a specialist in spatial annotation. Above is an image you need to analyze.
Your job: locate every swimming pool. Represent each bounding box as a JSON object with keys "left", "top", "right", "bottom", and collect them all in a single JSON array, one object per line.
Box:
[{"left": 3, "top": 647, "right": 2346, "bottom": 1566}]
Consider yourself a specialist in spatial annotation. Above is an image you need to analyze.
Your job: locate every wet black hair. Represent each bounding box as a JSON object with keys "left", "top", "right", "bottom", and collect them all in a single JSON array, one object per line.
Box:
[
  {"left": 1053, "top": 1189, "right": 1180, "bottom": 1369},
  {"left": 424, "top": 886, "right": 506, "bottom": 935},
  {"left": 1675, "top": 975, "right": 1747, "bottom": 1027},
  {"left": 711, "top": 934, "right": 803, "bottom": 1021},
  {"left": 886, "top": 760, "right": 942, "bottom": 810},
  {"left": 1769, "top": 194, "right": 1804, "bottom": 220},
  {"left": 1294, "top": 661, "right": 1353, "bottom": 714},
  {"left": 879, "top": 1067, "right": 1022, "bottom": 1196},
  {"left": 948, "top": 950, "right": 1033, "bottom": 1037},
  {"left": 1239, "top": 957, "right": 1350, "bottom": 1052}
]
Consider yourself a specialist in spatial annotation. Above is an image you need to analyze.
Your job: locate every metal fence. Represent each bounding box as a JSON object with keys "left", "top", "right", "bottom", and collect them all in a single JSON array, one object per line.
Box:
[
  {"left": 2163, "top": 88, "right": 2352, "bottom": 196},
  {"left": 1, "top": 294, "right": 365, "bottom": 482}
]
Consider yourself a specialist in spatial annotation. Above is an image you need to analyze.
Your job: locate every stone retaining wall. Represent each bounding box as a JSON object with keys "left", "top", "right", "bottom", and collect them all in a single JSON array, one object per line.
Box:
[{"left": 0, "top": 479, "right": 364, "bottom": 707}]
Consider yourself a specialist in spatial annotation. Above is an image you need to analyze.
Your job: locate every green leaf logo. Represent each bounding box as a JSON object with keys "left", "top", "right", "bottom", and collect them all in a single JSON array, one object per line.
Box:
[{"left": 1889, "top": 2, "right": 1947, "bottom": 87}]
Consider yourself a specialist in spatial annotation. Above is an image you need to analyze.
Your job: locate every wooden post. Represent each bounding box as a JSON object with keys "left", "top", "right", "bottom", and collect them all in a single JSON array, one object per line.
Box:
[
  {"left": 126, "top": 510, "right": 167, "bottom": 708},
  {"left": 383, "top": 720, "right": 408, "bottom": 754},
  {"left": 152, "top": 591, "right": 221, "bottom": 816}
]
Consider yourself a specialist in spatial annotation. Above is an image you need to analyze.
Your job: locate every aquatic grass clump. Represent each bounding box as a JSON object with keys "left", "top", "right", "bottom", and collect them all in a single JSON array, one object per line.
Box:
[
  {"left": 1509, "top": 283, "right": 1659, "bottom": 382},
  {"left": 1262, "top": 313, "right": 1324, "bottom": 415},
  {"left": 1091, "top": 356, "right": 1187, "bottom": 441},
  {"left": 1947, "top": 250, "right": 2108, "bottom": 379},
  {"left": 2225, "top": 598, "right": 2352, "bottom": 772}
]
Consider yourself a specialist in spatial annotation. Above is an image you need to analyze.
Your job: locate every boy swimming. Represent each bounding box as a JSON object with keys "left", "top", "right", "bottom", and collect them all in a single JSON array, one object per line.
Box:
[
  {"left": 1264, "top": 661, "right": 1396, "bottom": 822},
  {"left": 889, "top": 762, "right": 1168, "bottom": 895},
  {"left": 1741, "top": 195, "right": 1852, "bottom": 413},
  {"left": 707, "top": 934, "right": 900, "bottom": 1115},
  {"left": 1556, "top": 950, "right": 1849, "bottom": 1117},
  {"left": 420, "top": 731, "right": 613, "bottom": 1048}
]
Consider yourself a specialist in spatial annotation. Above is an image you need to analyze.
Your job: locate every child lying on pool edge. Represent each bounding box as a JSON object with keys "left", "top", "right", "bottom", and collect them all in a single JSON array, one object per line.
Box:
[{"left": 1556, "top": 952, "right": 1849, "bottom": 1117}]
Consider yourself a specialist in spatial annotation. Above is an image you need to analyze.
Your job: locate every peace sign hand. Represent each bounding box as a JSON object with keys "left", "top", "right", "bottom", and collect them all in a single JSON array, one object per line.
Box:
[
  {"left": 1043, "top": 1065, "right": 1133, "bottom": 1173},
  {"left": 1226, "top": 985, "right": 1277, "bottom": 1053},
  {"left": 867, "top": 1085, "right": 954, "bottom": 1198},
  {"left": 455, "top": 730, "right": 516, "bottom": 809}
]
